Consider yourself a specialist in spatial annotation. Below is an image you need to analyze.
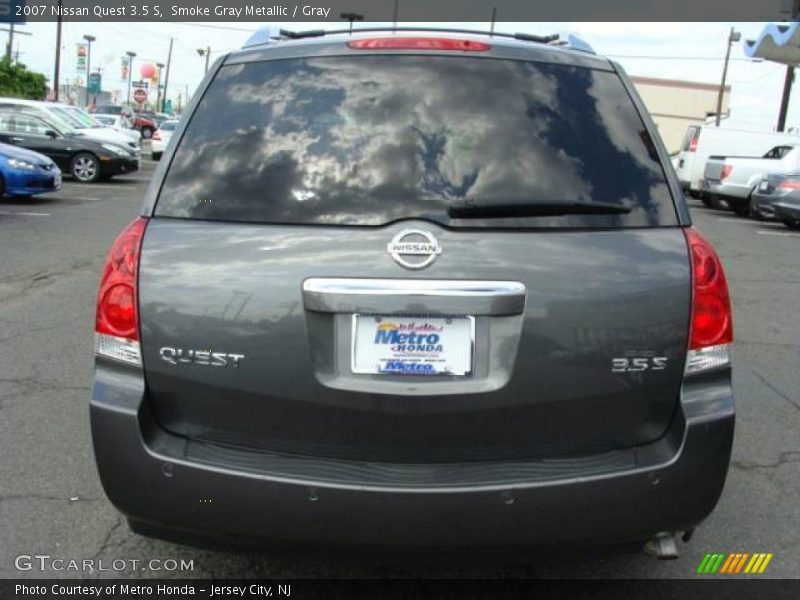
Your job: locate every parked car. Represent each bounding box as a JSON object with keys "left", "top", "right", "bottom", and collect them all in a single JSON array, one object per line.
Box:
[
  {"left": 150, "top": 119, "right": 178, "bottom": 160},
  {"left": 0, "top": 111, "right": 138, "bottom": 183},
  {"left": 94, "top": 104, "right": 126, "bottom": 116},
  {"left": 675, "top": 125, "right": 800, "bottom": 203},
  {"left": 751, "top": 172, "right": 800, "bottom": 228},
  {"left": 95, "top": 105, "right": 157, "bottom": 139},
  {"left": 58, "top": 105, "right": 141, "bottom": 145},
  {"left": 0, "top": 141, "right": 61, "bottom": 197},
  {"left": 702, "top": 145, "right": 800, "bottom": 215},
  {"left": 131, "top": 113, "right": 157, "bottom": 139},
  {"left": 91, "top": 29, "right": 734, "bottom": 554},
  {"left": 138, "top": 111, "right": 173, "bottom": 127},
  {"left": 92, "top": 113, "right": 140, "bottom": 142},
  {"left": 0, "top": 98, "right": 140, "bottom": 153}
]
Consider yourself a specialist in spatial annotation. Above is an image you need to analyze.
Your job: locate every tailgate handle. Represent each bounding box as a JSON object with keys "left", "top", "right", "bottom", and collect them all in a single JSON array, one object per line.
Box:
[{"left": 302, "top": 278, "right": 526, "bottom": 316}]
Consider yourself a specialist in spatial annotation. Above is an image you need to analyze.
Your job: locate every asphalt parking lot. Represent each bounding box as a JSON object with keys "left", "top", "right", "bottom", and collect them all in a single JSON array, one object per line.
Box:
[{"left": 0, "top": 162, "right": 798, "bottom": 579}]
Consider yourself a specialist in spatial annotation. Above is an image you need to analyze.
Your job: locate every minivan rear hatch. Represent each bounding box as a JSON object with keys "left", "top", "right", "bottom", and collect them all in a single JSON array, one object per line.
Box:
[{"left": 139, "top": 49, "right": 689, "bottom": 463}]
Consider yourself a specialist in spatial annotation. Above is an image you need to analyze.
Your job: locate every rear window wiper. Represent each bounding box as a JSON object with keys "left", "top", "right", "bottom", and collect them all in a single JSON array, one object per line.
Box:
[{"left": 447, "top": 200, "right": 631, "bottom": 219}]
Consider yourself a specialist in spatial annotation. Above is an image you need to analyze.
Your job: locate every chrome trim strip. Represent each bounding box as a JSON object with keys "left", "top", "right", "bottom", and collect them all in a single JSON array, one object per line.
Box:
[
  {"left": 303, "top": 278, "right": 526, "bottom": 298},
  {"left": 302, "top": 278, "right": 527, "bottom": 316}
]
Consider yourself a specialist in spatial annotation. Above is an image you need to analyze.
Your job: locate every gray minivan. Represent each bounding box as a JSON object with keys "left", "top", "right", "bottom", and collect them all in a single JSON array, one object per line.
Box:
[{"left": 90, "top": 29, "right": 734, "bottom": 555}]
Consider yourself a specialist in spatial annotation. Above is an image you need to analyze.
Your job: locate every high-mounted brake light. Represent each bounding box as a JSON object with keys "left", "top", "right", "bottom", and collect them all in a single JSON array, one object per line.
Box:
[
  {"left": 689, "top": 127, "right": 700, "bottom": 152},
  {"left": 777, "top": 179, "right": 800, "bottom": 190},
  {"left": 347, "top": 37, "right": 491, "bottom": 51},
  {"left": 94, "top": 217, "right": 148, "bottom": 366},
  {"left": 685, "top": 228, "right": 733, "bottom": 374},
  {"left": 720, "top": 165, "right": 733, "bottom": 181}
]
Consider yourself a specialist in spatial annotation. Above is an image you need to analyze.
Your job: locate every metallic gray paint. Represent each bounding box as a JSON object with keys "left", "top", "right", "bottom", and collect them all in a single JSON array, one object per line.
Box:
[
  {"left": 92, "top": 35, "right": 729, "bottom": 548},
  {"left": 137, "top": 219, "right": 691, "bottom": 463},
  {"left": 90, "top": 358, "right": 733, "bottom": 547}
]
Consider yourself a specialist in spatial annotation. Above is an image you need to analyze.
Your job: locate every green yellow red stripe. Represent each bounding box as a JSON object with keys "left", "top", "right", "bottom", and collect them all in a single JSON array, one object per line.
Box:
[{"left": 700, "top": 551, "right": 773, "bottom": 575}]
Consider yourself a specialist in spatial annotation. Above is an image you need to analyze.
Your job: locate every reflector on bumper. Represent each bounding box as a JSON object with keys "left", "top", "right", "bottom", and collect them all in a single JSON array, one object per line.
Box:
[
  {"left": 95, "top": 332, "right": 141, "bottom": 366},
  {"left": 685, "top": 343, "right": 730, "bottom": 374}
]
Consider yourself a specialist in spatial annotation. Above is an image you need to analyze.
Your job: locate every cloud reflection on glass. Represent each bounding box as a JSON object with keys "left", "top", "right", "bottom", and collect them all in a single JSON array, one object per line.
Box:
[{"left": 156, "top": 56, "right": 676, "bottom": 229}]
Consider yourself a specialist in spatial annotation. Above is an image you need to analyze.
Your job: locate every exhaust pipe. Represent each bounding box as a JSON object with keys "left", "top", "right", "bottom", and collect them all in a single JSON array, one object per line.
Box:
[{"left": 644, "top": 532, "right": 680, "bottom": 560}]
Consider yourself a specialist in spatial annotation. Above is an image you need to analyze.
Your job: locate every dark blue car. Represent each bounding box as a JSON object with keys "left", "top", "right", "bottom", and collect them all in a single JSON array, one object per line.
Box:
[{"left": 0, "top": 142, "right": 61, "bottom": 197}]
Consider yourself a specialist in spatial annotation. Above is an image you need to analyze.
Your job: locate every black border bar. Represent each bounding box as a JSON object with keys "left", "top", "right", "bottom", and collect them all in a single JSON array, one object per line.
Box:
[{"left": 1, "top": 0, "right": 798, "bottom": 23}]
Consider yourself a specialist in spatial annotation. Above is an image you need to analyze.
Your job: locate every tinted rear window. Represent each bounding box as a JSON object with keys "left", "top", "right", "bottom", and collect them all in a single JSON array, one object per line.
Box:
[{"left": 155, "top": 55, "right": 677, "bottom": 228}]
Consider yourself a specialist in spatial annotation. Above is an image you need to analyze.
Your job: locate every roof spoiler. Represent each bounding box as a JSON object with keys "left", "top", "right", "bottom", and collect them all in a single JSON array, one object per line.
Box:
[
  {"left": 242, "top": 26, "right": 595, "bottom": 54},
  {"left": 547, "top": 31, "right": 596, "bottom": 54},
  {"left": 242, "top": 27, "right": 282, "bottom": 48}
]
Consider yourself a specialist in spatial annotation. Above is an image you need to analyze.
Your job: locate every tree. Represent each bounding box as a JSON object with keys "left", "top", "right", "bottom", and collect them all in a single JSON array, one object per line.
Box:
[{"left": 0, "top": 58, "right": 47, "bottom": 100}]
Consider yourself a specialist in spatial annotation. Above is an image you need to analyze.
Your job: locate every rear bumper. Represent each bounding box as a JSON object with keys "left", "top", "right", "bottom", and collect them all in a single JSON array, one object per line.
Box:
[
  {"left": 100, "top": 157, "right": 139, "bottom": 177},
  {"left": 4, "top": 169, "right": 61, "bottom": 196},
  {"left": 773, "top": 202, "right": 800, "bottom": 221},
  {"left": 751, "top": 193, "right": 780, "bottom": 219},
  {"left": 91, "top": 362, "right": 734, "bottom": 548},
  {"left": 701, "top": 179, "right": 753, "bottom": 201}
]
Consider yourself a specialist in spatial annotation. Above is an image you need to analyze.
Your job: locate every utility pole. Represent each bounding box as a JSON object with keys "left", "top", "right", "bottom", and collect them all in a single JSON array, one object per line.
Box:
[
  {"left": 125, "top": 50, "right": 136, "bottom": 105},
  {"left": 715, "top": 27, "right": 740, "bottom": 127},
  {"left": 5, "top": 22, "right": 13, "bottom": 61},
  {"left": 161, "top": 37, "right": 173, "bottom": 113},
  {"left": 196, "top": 46, "right": 210, "bottom": 73},
  {"left": 54, "top": 1, "right": 63, "bottom": 101},
  {"left": 83, "top": 35, "right": 96, "bottom": 107},
  {"left": 0, "top": 26, "right": 30, "bottom": 64},
  {"left": 777, "top": 66, "right": 795, "bottom": 132},
  {"left": 156, "top": 62, "right": 165, "bottom": 111}
]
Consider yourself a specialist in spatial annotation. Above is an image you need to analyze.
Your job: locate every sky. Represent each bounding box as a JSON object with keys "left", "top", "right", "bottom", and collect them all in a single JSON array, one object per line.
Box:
[{"left": 4, "top": 20, "right": 793, "bottom": 130}]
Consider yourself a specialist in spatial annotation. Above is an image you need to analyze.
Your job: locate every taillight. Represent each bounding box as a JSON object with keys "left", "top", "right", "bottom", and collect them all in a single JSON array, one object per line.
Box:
[
  {"left": 347, "top": 37, "right": 491, "bottom": 51},
  {"left": 720, "top": 165, "right": 733, "bottom": 180},
  {"left": 94, "top": 217, "right": 148, "bottom": 366},
  {"left": 685, "top": 228, "right": 732, "bottom": 374},
  {"left": 777, "top": 179, "right": 800, "bottom": 190},
  {"left": 688, "top": 134, "right": 699, "bottom": 152}
]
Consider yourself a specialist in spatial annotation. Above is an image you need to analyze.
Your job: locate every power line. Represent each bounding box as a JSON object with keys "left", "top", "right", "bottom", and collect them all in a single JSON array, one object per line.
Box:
[
  {"left": 607, "top": 54, "right": 764, "bottom": 62},
  {"left": 728, "top": 65, "right": 788, "bottom": 85},
  {"left": 172, "top": 22, "right": 259, "bottom": 33}
]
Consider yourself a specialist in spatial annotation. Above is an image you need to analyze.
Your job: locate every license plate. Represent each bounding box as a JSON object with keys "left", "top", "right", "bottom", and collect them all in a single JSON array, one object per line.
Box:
[{"left": 351, "top": 315, "right": 474, "bottom": 376}]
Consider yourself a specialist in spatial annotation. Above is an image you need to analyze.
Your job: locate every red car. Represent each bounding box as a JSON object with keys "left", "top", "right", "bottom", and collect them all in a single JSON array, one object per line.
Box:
[
  {"left": 131, "top": 114, "right": 157, "bottom": 139},
  {"left": 95, "top": 105, "right": 157, "bottom": 139}
]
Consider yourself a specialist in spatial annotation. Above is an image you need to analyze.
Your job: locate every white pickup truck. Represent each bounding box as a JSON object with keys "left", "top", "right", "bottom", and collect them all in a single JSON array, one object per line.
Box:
[{"left": 702, "top": 145, "right": 800, "bottom": 215}]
